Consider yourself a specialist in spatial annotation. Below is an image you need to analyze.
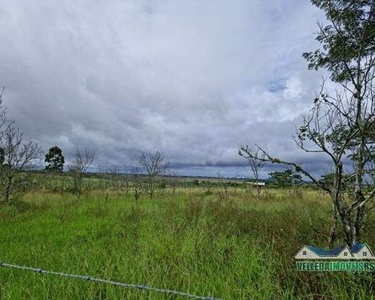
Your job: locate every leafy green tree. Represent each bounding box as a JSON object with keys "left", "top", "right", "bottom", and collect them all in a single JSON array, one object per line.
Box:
[
  {"left": 45, "top": 146, "right": 65, "bottom": 172},
  {"left": 303, "top": 0, "right": 375, "bottom": 83},
  {"left": 319, "top": 172, "right": 356, "bottom": 192},
  {"left": 268, "top": 169, "right": 302, "bottom": 188}
]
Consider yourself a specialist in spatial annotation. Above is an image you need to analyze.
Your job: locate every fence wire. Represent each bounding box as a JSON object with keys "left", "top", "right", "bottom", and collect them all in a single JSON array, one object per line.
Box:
[{"left": 0, "top": 262, "right": 220, "bottom": 300}]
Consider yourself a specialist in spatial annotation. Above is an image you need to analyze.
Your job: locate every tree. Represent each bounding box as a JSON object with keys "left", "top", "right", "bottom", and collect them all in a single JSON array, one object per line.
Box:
[
  {"left": 0, "top": 88, "right": 7, "bottom": 166},
  {"left": 98, "top": 165, "right": 130, "bottom": 195},
  {"left": 239, "top": 147, "right": 265, "bottom": 197},
  {"left": 0, "top": 88, "right": 7, "bottom": 131},
  {"left": 139, "top": 150, "right": 168, "bottom": 199},
  {"left": 240, "top": 1, "right": 375, "bottom": 247},
  {"left": 166, "top": 170, "right": 180, "bottom": 195},
  {"left": 217, "top": 172, "right": 229, "bottom": 200},
  {"left": 68, "top": 148, "right": 94, "bottom": 197},
  {"left": 131, "top": 166, "right": 145, "bottom": 203},
  {"left": 268, "top": 169, "right": 302, "bottom": 188},
  {"left": 318, "top": 172, "right": 355, "bottom": 190},
  {"left": 0, "top": 124, "right": 42, "bottom": 204},
  {"left": 0, "top": 147, "right": 4, "bottom": 165},
  {"left": 0, "top": 89, "right": 42, "bottom": 204},
  {"left": 45, "top": 146, "right": 65, "bottom": 172}
]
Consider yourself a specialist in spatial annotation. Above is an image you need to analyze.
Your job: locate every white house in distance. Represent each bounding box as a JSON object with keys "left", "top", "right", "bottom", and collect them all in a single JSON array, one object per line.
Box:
[
  {"left": 295, "top": 243, "right": 375, "bottom": 260},
  {"left": 245, "top": 182, "right": 266, "bottom": 187}
]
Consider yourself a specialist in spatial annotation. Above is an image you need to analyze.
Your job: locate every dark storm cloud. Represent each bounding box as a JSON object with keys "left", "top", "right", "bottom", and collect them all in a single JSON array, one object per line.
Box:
[{"left": 0, "top": 0, "right": 330, "bottom": 177}]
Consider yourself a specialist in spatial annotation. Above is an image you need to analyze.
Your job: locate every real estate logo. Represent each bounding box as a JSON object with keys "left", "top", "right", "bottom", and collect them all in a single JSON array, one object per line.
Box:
[{"left": 295, "top": 243, "right": 375, "bottom": 271}]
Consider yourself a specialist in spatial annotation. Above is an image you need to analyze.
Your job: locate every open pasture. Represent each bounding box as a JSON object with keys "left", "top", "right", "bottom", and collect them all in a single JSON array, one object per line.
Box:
[{"left": 1, "top": 187, "right": 375, "bottom": 299}]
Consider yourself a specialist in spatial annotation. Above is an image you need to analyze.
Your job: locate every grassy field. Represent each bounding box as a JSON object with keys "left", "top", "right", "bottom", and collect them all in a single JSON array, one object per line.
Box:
[{"left": 1, "top": 187, "right": 375, "bottom": 299}]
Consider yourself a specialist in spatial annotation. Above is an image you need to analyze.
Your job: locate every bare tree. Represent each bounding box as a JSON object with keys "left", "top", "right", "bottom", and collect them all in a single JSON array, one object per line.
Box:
[
  {"left": 240, "top": 79, "right": 375, "bottom": 247},
  {"left": 166, "top": 169, "right": 180, "bottom": 195},
  {"left": 0, "top": 90, "right": 42, "bottom": 204},
  {"left": 240, "top": 1, "right": 375, "bottom": 248},
  {"left": 68, "top": 148, "right": 94, "bottom": 197},
  {"left": 139, "top": 150, "right": 168, "bottom": 199},
  {"left": 0, "top": 124, "right": 42, "bottom": 204},
  {"left": 97, "top": 165, "right": 111, "bottom": 200},
  {"left": 217, "top": 172, "right": 229, "bottom": 200},
  {"left": 108, "top": 165, "right": 130, "bottom": 193},
  {"left": 0, "top": 88, "right": 9, "bottom": 163},
  {"left": 123, "top": 175, "right": 132, "bottom": 194},
  {"left": 131, "top": 166, "right": 145, "bottom": 203},
  {"left": 0, "top": 88, "right": 6, "bottom": 167},
  {"left": 239, "top": 147, "right": 265, "bottom": 197},
  {"left": 98, "top": 165, "right": 131, "bottom": 198},
  {"left": 0, "top": 88, "right": 7, "bottom": 130}
]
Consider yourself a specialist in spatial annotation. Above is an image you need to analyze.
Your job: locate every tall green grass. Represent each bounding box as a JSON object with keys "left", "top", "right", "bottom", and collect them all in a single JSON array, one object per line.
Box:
[{"left": 0, "top": 188, "right": 374, "bottom": 299}]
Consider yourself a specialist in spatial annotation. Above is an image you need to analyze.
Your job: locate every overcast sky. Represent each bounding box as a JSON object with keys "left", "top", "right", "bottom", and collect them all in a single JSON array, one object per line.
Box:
[{"left": 0, "top": 0, "right": 332, "bottom": 178}]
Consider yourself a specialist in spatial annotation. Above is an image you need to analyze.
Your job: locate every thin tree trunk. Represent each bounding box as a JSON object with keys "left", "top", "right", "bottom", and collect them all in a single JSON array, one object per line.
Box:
[
  {"left": 328, "top": 204, "right": 338, "bottom": 247},
  {"left": 5, "top": 175, "right": 12, "bottom": 204}
]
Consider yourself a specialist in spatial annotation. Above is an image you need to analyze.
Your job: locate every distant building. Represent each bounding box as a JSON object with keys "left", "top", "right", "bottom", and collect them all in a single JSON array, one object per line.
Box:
[
  {"left": 295, "top": 243, "right": 375, "bottom": 260},
  {"left": 245, "top": 182, "right": 266, "bottom": 187}
]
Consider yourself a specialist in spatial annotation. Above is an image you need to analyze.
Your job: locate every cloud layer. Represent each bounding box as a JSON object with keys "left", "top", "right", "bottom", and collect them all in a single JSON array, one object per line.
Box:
[{"left": 0, "top": 0, "right": 331, "bottom": 177}]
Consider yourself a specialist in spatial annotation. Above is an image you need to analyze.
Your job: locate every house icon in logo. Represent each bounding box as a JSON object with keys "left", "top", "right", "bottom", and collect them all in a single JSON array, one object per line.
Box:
[{"left": 295, "top": 243, "right": 375, "bottom": 260}]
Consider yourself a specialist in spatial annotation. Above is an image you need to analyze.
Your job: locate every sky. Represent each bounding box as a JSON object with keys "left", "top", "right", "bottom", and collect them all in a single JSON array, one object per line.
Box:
[{"left": 0, "top": 0, "right": 332, "bottom": 178}]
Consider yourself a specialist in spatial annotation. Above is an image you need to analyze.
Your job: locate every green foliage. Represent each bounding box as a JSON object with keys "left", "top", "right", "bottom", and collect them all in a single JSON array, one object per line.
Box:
[
  {"left": 157, "top": 179, "right": 167, "bottom": 189},
  {"left": 303, "top": 0, "right": 375, "bottom": 83},
  {"left": 319, "top": 172, "right": 336, "bottom": 187},
  {"left": 268, "top": 169, "right": 302, "bottom": 188},
  {"left": 45, "top": 146, "right": 65, "bottom": 172},
  {"left": 319, "top": 172, "right": 355, "bottom": 189}
]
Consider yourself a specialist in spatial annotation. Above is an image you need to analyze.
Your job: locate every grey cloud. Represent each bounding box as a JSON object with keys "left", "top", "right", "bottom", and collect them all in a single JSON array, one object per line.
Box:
[{"left": 0, "top": 0, "right": 330, "bottom": 176}]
